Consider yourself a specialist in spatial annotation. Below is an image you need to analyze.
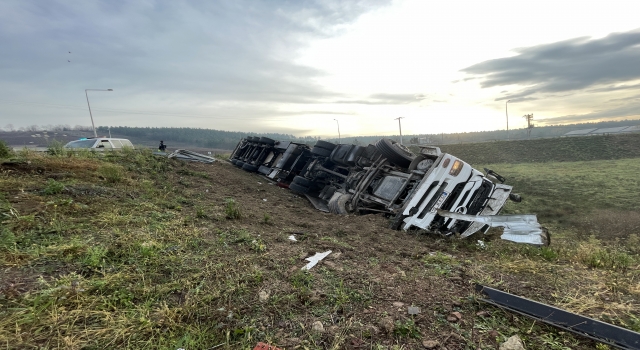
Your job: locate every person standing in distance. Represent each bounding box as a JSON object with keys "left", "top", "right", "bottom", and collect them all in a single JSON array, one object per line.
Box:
[{"left": 159, "top": 140, "right": 167, "bottom": 152}]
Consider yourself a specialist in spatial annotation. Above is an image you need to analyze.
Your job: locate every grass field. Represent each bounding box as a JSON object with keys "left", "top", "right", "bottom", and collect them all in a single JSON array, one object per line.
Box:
[
  {"left": 485, "top": 158, "right": 640, "bottom": 239},
  {"left": 0, "top": 146, "right": 639, "bottom": 349},
  {"left": 434, "top": 132, "right": 640, "bottom": 164}
]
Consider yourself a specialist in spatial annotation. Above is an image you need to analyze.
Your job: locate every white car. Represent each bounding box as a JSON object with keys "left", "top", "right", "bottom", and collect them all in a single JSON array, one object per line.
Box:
[{"left": 64, "top": 138, "right": 134, "bottom": 150}]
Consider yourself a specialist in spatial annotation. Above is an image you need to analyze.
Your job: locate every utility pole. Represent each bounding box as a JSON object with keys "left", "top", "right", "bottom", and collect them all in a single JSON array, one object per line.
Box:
[
  {"left": 85, "top": 88, "right": 113, "bottom": 137},
  {"left": 523, "top": 113, "right": 534, "bottom": 139},
  {"left": 394, "top": 117, "right": 405, "bottom": 144},
  {"left": 506, "top": 99, "right": 511, "bottom": 141}
]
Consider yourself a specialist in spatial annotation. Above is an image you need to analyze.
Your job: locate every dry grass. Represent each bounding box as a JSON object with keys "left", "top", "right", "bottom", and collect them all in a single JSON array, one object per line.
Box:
[{"left": 1, "top": 151, "right": 639, "bottom": 349}]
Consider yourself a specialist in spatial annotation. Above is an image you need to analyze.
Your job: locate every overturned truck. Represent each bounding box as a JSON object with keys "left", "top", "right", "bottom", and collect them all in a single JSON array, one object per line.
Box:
[{"left": 229, "top": 137, "right": 548, "bottom": 245}]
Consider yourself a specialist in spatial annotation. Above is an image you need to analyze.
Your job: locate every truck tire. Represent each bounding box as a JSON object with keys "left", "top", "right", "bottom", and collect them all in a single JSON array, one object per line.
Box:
[
  {"left": 389, "top": 213, "right": 407, "bottom": 230},
  {"left": 258, "top": 165, "right": 272, "bottom": 175},
  {"left": 314, "top": 140, "right": 336, "bottom": 151},
  {"left": 259, "top": 137, "right": 275, "bottom": 145},
  {"left": 375, "top": 138, "right": 414, "bottom": 168},
  {"left": 289, "top": 182, "right": 310, "bottom": 194},
  {"left": 242, "top": 163, "right": 259, "bottom": 172},
  {"left": 311, "top": 146, "right": 332, "bottom": 157},
  {"left": 230, "top": 159, "right": 238, "bottom": 165},
  {"left": 292, "top": 175, "right": 313, "bottom": 187},
  {"left": 328, "top": 193, "right": 352, "bottom": 215},
  {"left": 235, "top": 161, "right": 245, "bottom": 168}
]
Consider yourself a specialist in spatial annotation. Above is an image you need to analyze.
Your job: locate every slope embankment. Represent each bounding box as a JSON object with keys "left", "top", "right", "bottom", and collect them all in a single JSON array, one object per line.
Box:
[{"left": 434, "top": 133, "right": 640, "bottom": 164}]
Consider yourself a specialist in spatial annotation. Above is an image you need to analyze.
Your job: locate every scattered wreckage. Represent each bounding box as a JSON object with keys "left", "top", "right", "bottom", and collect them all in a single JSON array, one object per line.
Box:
[
  {"left": 154, "top": 149, "right": 217, "bottom": 163},
  {"left": 476, "top": 285, "right": 640, "bottom": 350},
  {"left": 229, "top": 136, "right": 549, "bottom": 246}
]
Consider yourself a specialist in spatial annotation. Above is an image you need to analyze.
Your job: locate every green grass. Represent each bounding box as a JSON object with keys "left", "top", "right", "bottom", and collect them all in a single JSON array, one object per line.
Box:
[
  {"left": 480, "top": 158, "right": 640, "bottom": 231},
  {"left": 434, "top": 132, "right": 640, "bottom": 164},
  {"left": 1, "top": 148, "right": 638, "bottom": 349}
]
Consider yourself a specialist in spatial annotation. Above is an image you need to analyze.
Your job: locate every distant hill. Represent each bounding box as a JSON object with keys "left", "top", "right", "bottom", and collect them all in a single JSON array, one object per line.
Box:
[
  {"left": 96, "top": 126, "right": 321, "bottom": 150},
  {"left": 429, "top": 132, "right": 640, "bottom": 165},
  {"left": 3, "top": 118, "right": 639, "bottom": 153},
  {"left": 321, "top": 119, "right": 640, "bottom": 145}
]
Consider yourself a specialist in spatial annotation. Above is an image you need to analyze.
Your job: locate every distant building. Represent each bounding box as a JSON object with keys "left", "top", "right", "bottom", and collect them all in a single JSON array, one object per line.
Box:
[{"left": 563, "top": 125, "right": 640, "bottom": 137}]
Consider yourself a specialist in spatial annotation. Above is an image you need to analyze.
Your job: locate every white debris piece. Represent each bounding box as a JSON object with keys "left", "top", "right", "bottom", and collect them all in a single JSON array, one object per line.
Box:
[
  {"left": 301, "top": 250, "right": 332, "bottom": 270},
  {"left": 477, "top": 240, "right": 486, "bottom": 249},
  {"left": 263, "top": 199, "right": 267, "bottom": 202},
  {"left": 437, "top": 210, "right": 549, "bottom": 246},
  {"left": 288, "top": 235, "right": 297, "bottom": 241},
  {"left": 166, "top": 149, "right": 217, "bottom": 163}
]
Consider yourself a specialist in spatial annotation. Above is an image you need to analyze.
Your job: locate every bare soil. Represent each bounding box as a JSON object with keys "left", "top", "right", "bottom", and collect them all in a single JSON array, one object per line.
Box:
[{"left": 1, "top": 154, "right": 638, "bottom": 349}]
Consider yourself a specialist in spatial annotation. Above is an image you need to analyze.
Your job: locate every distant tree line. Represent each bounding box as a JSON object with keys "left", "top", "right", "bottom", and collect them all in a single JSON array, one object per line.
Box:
[
  {"left": 3, "top": 119, "right": 639, "bottom": 149},
  {"left": 2, "top": 124, "right": 93, "bottom": 132},
  {"left": 96, "top": 126, "right": 320, "bottom": 149}
]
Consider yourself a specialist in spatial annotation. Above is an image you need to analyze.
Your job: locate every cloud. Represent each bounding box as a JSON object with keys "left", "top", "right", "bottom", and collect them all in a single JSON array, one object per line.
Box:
[
  {"left": 0, "top": 0, "right": 389, "bottom": 128},
  {"left": 540, "top": 101, "right": 640, "bottom": 124},
  {"left": 332, "top": 93, "right": 428, "bottom": 105},
  {"left": 462, "top": 29, "right": 640, "bottom": 100}
]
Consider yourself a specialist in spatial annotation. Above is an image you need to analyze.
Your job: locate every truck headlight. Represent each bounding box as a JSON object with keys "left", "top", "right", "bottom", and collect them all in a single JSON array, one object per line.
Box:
[{"left": 449, "top": 160, "right": 463, "bottom": 176}]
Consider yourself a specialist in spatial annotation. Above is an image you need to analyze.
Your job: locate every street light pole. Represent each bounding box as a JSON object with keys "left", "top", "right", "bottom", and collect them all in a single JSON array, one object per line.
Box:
[
  {"left": 505, "top": 99, "right": 511, "bottom": 141},
  {"left": 85, "top": 88, "right": 113, "bottom": 137},
  {"left": 333, "top": 119, "right": 341, "bottom": 144},
  {"left": 394, "top": 117, "right": 405, "bottom": 144}
]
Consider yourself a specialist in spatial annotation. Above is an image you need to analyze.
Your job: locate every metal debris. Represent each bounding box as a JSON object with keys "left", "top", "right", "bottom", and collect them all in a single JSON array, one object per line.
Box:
[
  {"left": 301, "top": 250, "right": 332, "bottom": 270},
  {"left": 476, "top": 284, "right": 640, "bottom": 350},
  {"left": 165, "top": 149, "right": 216, "bottom": 163},
  {"left": 438, "top": 210, "right": 549, "bottom": 246}
]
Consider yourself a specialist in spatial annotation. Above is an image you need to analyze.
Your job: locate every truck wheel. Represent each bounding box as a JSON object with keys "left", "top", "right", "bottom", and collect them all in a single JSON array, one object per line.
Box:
[
  {"left": 314, "top": 140, "right": 336, "bottom": 150},
  {"left": 230, "top": 159, "right": 238, "bottom": 165},
  {"left": 235, "top": 161, "right": 245, "bottom": 168},
  {"left": 375, "top": 138, "right": 414, "bottom": 168},
  {"left": 258, "top": 165, "right": 272, "bottom": 175},
  {"left": 242, "top": 163, "right": 259, "bottom": 172},
  {"left": 259, "top": 137, "right": 275, "bottom": 145},
  {"left": 292, "top": 175, "right": 313, "bottom": 187},
  {"left": 311, "top": 146, "right": 332, "bottom": 157},
  {"left": 389, "top": 213, "right": 407, "bottom": 230},
  {"left": 289, "top": 182, "right": 310, "bottom": 194},
  {"left": 328, "top": 193, "right": 352, "bottom": 215}
]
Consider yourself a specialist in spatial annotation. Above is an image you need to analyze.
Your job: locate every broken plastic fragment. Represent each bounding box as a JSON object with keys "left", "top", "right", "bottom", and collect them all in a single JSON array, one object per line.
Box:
[
  {"left": 301, "top": 250, "right": 332, "bottom": 270},
  {"left": 288, "top": 235, "right": 297, "bottom": 241},
  {"left": 408, "top": 306, "right": 421, "bottom": 315},
  {"left": 437, "top": 210, "right": 549, "bottom": 246}
]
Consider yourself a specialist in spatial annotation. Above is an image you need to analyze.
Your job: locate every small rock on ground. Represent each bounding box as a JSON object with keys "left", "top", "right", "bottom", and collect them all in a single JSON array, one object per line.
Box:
[
  {"left": 499, "top": 335, "right": 525, "bottom": 350},
  {"left": 379, "top": 316, "right": 395, "bottom": 333},
  {"left": 422, "top": 340, "right": 439, "bottom": 349},
  {"left": 312, "top": 321, "right": 324, "bottom": 333}
]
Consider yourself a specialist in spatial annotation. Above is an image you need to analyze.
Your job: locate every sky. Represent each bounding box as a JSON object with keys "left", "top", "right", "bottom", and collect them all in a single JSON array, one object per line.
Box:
[{"left": 1, "top": 0, "right": 640, "bottom": 137}]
